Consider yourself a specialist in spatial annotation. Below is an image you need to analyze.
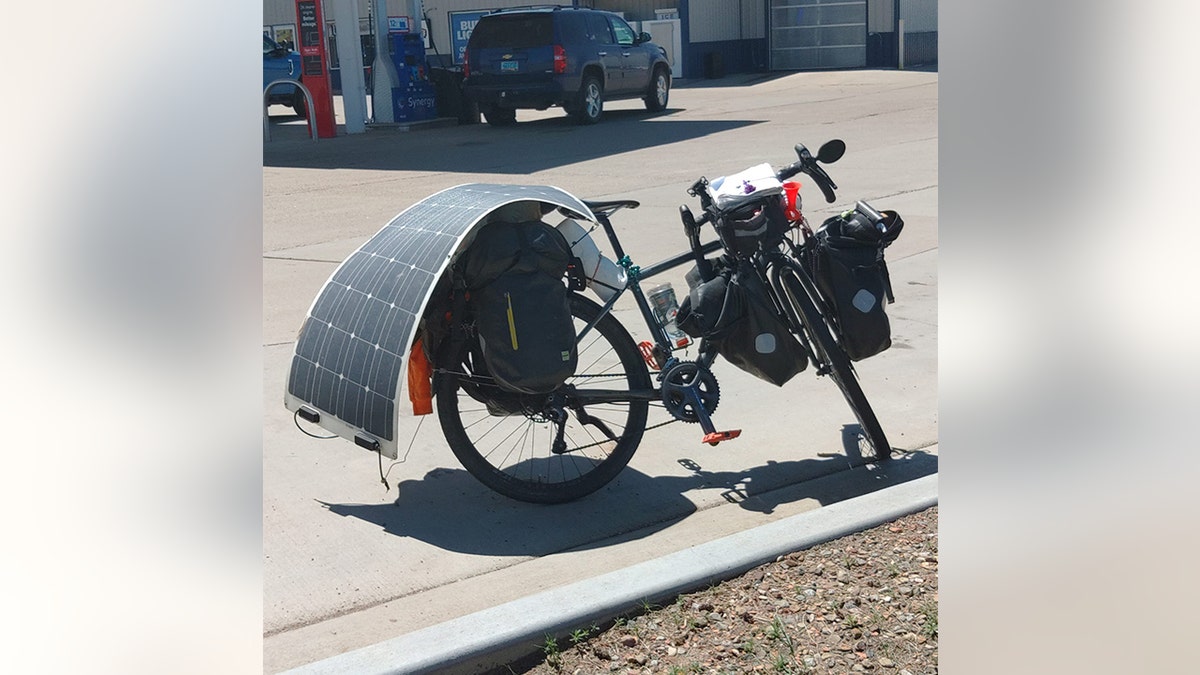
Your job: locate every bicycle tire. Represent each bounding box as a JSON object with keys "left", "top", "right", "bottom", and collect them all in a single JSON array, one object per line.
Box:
[
  {"left": 777, "top": 264, "right": 893, "bottom": 461},
  {"left": 436, "top": 294, "right": 651, "bottom": 503}
]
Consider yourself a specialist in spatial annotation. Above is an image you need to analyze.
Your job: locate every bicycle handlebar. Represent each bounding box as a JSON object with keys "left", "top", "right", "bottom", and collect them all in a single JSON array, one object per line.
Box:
[
  {"left": 680, "top": 140, "right": 843, "bottom": 248},
  {"left": 776, "top": 160, "right": 804, "bottom": 182},
  {"left": 775, "top": 143, "right": 839, "bottom": 203}
]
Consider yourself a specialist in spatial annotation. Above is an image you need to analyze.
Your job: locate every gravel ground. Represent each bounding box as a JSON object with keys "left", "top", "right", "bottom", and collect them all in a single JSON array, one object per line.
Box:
[{"left": 497, "top": 506, "right": 937, "bottom": 675}]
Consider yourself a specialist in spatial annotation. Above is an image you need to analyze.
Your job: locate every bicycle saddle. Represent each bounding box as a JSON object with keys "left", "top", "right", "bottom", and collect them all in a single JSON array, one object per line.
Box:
[{"left": 581, "top": 199, "right": 640, "bottom": 215}]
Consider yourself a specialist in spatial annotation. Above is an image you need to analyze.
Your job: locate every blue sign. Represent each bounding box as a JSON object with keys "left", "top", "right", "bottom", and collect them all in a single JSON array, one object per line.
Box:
[
  {"left": 448, "top": 10, "right": 490, "bottom": 64},
  {"left": 388, "top": 16, "right": 411, "bottom": 33}
]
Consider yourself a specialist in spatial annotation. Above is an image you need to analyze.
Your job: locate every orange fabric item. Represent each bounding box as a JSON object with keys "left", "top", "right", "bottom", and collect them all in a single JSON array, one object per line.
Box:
[{"left": 408, "top": 337, "right": 434, "bottom": 415}]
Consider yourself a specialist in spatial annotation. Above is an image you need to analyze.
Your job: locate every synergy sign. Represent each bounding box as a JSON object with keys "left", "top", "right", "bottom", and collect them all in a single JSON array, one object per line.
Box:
[{"left": 448, "top": 10, "right": 490, "bottom": 64}]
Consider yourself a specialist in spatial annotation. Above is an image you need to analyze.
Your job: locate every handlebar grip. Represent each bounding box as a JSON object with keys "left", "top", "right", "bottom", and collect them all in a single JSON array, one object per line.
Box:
[
  {"left": 817, "top": 178, "right": 836, "bottom": 203},
  {"left": 776, "top": 161, "right": 803, "bottom": 181},
  {"left": 809, "top": 164, "right": 838, "bottom": 203}
]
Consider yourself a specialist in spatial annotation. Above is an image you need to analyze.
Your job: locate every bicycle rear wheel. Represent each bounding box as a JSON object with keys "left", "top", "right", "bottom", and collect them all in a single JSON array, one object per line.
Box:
[
  {"left": 777, "top": 264, "right": 892, "bottom": 461},
  {"left": 436, "top": 294, "right": 651, "bottom": 503}
]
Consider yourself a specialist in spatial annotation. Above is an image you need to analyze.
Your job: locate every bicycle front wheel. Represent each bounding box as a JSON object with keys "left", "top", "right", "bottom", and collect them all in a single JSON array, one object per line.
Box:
[
  {"left": 778, "top": 265, "right": 893, "bottom": 461},
  {"left": 436, "top": 294, "right": 651, "bottom": 503}
]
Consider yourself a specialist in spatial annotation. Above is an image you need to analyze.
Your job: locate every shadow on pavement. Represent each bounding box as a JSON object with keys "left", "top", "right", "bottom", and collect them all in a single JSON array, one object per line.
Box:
[
  {"left": 319, "top": 446, "right": 936, "bottom": 557},
  {"left": 263, "top": 109, "right": 762, "bottom": 175}
]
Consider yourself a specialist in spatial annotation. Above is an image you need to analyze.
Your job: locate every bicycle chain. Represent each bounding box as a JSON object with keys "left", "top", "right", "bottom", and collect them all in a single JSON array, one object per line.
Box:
[
  {"left": 439, "top": 369, "right": 662, "bottom": 454},
  {"left": 562, "top": 417, "right": 678, "bottom": 453}
]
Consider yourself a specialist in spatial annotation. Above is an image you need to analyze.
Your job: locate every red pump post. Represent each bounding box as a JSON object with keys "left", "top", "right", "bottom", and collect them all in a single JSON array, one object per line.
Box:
[{"left": 295, "top": 0, "right": 336, "bottom": 138}]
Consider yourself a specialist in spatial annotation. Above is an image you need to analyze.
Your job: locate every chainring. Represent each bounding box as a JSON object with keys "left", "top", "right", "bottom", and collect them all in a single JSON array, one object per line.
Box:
[{"left": 660, "top": 361, "right": 720, "bottom": 423}]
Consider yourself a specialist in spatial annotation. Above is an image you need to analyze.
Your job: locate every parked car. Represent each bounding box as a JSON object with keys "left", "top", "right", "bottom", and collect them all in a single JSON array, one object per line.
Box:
[
  {"left": 263, "top": 34, "right": 306, "bottom": 118},
  {"left": 461, "top": 7, "right": 671, "bottom": 126}
]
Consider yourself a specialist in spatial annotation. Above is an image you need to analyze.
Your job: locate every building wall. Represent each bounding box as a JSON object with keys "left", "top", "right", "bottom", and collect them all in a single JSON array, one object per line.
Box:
[
  {"left": 899, "top": 0, "right": 937, "bottom": 66},
  {"left": 863, "top": 0, "right": 938, "bottom": 68},
  {"left": 584, "top": 0, "right": 680, "bottom": 21},
  {"left": 688, "top": 0, "right": 764, "bottom": 42}
]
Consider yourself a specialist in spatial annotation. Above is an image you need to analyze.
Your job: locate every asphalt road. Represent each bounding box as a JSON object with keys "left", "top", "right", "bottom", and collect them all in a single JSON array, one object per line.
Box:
[{"left": 263, "top": 69, "right": 938, "bottom": 673}]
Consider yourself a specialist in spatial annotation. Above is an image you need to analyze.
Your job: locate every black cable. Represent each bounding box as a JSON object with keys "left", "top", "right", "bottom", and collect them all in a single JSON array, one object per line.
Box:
[
  {"left": 294, "top": 410, "right": 337, "bottom": 439},
  {"left": 378, "top": 415, "right": 426, "bottom": 491}
]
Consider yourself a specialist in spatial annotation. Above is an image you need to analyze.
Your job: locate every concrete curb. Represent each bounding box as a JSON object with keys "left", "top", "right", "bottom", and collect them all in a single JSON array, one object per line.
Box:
[{"left": 282, "top": 473, "right": 938, "bottom": 675}]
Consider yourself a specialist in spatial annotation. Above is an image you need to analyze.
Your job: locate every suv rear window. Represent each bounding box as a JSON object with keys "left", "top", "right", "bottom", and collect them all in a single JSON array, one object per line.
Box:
[{"left": 470, "top": 14, "right": 554, "bottom": 49}]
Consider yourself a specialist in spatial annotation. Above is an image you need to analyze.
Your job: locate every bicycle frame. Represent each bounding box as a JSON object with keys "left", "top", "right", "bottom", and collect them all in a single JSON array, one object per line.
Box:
[
  {"left": 570, "top": 205, "right": 721, "bottom": 371},
  {"left": 565, "top": 202, "right": 831, "bottom": 408}
]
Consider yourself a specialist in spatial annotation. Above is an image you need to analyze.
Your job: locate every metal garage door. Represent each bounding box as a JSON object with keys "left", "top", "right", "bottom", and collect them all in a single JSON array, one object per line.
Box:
[{"left": 769, "top": 0, "right": 867, "bottom": 70}]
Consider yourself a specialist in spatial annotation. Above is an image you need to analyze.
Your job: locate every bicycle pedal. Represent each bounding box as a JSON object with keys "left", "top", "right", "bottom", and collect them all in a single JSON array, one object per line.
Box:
[
  {"left": 638, "top": 340, "right": 666, "bottom": 371},
  {"left": 702, "top": 429, "right": 741, "bottom": 446}
]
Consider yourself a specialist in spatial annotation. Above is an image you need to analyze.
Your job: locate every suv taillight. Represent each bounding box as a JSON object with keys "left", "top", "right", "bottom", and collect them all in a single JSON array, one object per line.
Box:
[
  {"left": 553, "top": 45, "right": 566, "bottom": 74},
  {"left": 463, "top": 50, "right": 470, "bottom": 78}
]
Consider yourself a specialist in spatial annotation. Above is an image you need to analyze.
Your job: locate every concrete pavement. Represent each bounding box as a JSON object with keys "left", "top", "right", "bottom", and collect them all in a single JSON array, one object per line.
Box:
[
  {"left": 263, "top": 69, "right": 938, "bottom": 673},
  {"left": 282, "top": 472, "right": 938, "bottom": 675}
]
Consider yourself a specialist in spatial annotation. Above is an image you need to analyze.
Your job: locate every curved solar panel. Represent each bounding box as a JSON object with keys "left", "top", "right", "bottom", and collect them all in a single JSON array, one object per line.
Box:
[{"left": 284, "top": 184, "right": 595, "bottom": 459}]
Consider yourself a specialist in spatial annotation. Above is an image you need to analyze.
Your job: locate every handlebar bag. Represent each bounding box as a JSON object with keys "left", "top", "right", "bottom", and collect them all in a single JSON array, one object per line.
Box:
[
  {"left": 715, "top": 199, "right": 791, "bottom": 256},
  {"left": 810, "top": 210, "right": 904, "bottom": 361},
  {"left": 716, "top": 262, "right": 808, "bottom": 386},
  {"left": 455, "top": 220, "right": 578, "bottom": 395}
]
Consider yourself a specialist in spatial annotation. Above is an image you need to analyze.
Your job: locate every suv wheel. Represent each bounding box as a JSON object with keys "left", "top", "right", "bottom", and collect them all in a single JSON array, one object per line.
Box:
[
  {"left": 292, "top": 89, "right": 308, "bottom": 119},
  {"left": 483, "top": 106, "right": 517, "bottom": 127},
  {"left": 571, "top": 76, "right": 603, "bottom": 125},
  {"left": 644, "top": 67, "right": 670, "bottom": 112}
]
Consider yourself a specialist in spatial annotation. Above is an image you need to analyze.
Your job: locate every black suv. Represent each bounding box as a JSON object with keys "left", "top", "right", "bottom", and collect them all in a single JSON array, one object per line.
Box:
[{"left": 461, "top": 7, "right": 672, "bottom": 126}]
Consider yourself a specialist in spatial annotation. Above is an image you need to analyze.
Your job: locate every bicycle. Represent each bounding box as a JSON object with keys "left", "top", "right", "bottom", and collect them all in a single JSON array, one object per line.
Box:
[{"left": 434, "top": 139, "right": 900, "bottom": 503}]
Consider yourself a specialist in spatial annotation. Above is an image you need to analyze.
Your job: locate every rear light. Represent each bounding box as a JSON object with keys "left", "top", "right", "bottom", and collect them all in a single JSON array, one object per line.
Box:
[
  {"left": 553, "top": 45, "right": 566, "bottom": 74},
  {"left": 462, "top": 50, "right": 470, "bottom": 78}
]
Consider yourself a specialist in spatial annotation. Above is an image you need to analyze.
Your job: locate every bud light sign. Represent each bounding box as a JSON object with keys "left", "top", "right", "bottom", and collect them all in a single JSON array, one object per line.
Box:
[{"left": 449, "top": 10, "right": 490, "bottom": 65}]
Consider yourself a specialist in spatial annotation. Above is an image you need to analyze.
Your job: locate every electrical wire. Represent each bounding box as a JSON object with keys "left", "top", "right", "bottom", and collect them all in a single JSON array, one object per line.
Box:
[
  {"left": 378, "top": 415, "right": 425, "bottom": 491},
  {"left": 293, "top": 410, "right": 338, "bottom": 439}
]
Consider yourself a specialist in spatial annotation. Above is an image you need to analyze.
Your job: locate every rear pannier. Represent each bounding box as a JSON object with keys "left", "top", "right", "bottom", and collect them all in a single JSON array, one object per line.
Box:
[{"left": 455, "top": 220, "right": 578, "bottom": 394}]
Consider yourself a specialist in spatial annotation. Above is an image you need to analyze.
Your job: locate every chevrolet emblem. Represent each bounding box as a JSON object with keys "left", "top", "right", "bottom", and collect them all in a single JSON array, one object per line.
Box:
[{"left": 502, "top": 54, "right": 513, "bottom": 59}]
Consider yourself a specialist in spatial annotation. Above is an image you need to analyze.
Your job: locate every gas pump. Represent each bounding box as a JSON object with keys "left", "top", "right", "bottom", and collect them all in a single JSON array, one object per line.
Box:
[
  {"left": 295, "top": 0, "right": 336, "bottom": 138},
  {"left": 389, "top": 31, "right": 437, "bottom": 122}
]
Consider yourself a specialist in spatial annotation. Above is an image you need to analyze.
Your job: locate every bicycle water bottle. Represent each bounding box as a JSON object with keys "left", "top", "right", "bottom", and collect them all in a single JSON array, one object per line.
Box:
[{"left": 647, "top": 283, "right": 691, "bottom": 349}]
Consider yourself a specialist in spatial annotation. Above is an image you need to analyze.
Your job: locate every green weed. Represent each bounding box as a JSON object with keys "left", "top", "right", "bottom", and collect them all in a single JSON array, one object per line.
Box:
[
  {"left": 765, "top": 616, "right": 796, "bottom": 656},
  {"left": 919, "top": 600, "right": 938, "bottom": 637},
  {"left": 540, "top": 635, "right": 560, "bottom": 668}
]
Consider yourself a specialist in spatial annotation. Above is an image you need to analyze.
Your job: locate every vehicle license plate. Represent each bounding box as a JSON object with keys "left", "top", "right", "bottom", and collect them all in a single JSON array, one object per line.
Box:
[{"left": 501, "top": 61, "right": 519, "bottom": 72}]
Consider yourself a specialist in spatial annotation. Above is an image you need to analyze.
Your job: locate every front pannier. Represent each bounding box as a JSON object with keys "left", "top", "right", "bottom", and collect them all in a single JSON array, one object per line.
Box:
[
  {"left": 717, "top": 262, "right": 808, "bottom": 386},
  {"left": 455, "top": 220, "right": 578, "bottom": 394},
  {"left": 677, "top": 261, "right": 807, "bottom": 387},
  {"left": 810, "top": 208, "right": 904, "bottom": 361}
]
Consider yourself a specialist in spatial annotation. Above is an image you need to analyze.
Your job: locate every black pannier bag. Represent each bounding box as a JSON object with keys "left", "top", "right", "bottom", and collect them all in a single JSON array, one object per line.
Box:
[
  {"left": 677, "top": 261, "right": 807, "bottom": 387},
  {"left": 455, "top": 220, "right": 578, "bottom": 395},
  {"left": 719, "top": 262, "right": 808, "bottom": 386},
  {"left": 677, "top": 270, "right": 740, "bottom": 341},
  {"left": 810, "top": 207, "right": 904, "bottom": 362},
  {"left": 714, "top": 198, "right": 791, "bottom": 256}
]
